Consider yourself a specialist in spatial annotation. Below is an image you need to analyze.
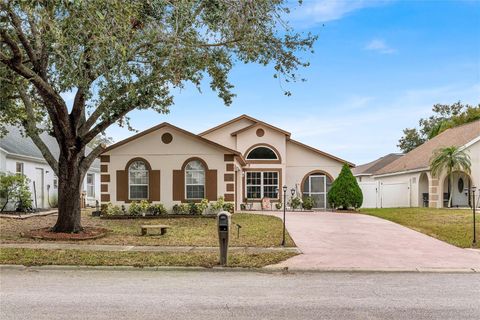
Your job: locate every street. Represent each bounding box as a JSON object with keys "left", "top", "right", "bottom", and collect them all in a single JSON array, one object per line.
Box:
[{"left": 1, "top": 267, "right": 479, "bottom": 320}]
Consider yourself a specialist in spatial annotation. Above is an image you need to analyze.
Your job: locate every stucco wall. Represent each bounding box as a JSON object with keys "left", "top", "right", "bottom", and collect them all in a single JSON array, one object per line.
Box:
[
  {"left": 201, "top": 118, "right": 255, "bottom": 150},
  {"left": 102, "top": 126, "right": 231, "bottom": 211}
]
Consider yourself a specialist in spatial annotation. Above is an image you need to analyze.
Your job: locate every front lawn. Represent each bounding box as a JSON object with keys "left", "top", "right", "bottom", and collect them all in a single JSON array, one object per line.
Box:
[
  {"left": 0, "top": 211, "right": 295, "bottom": 247},
  {"left": 0, "top": 248, "right": 296, "bottom": 268},
  {"left": 360, "top": 207, "right": 478, "bottom": 248}
]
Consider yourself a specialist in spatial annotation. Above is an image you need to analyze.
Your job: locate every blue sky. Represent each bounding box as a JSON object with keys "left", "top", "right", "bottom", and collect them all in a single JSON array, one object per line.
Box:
[{"left": 97, "top": 0, "right": 479, "bottom": 165}]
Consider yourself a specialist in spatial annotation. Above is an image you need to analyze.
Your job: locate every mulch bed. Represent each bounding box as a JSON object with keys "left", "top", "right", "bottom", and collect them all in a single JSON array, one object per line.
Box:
[{"left": 23, "top": 227, "right": 109, "bottom": 241}]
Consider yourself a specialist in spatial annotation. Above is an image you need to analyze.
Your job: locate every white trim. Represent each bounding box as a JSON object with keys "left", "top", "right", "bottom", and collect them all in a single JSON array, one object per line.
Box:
[
  {"left": 245, "top": 171, "right": 279, "bottom": 200},
  {"left": 374, "top": 167, "right": 430, "bottom": 178},
  {"left": 184, "top": 160, "right": 206, "bottom": 200},
  {"left": 459, "top": 135, "right": 480, "bottom": 151},
  {"left": 246, "top": 146, "right": 279, "bottom": 161},
  {"left": 128, "top": 161, "right": 149, "bottom": 200}
]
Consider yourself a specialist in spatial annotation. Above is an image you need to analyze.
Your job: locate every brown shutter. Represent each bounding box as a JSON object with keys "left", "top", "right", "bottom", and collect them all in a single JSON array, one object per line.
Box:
[
  {"left": 149, "top": 170, "right": 161, "bottom": 201},
  {"left": 116, "top": 170, "right": 128, "bottom": 201},
  {"left": 206, "top": 169, "right": 217, "bottom": 201},
  {"left": 172, "top": 170, "right": 184, "bottom": 201}
]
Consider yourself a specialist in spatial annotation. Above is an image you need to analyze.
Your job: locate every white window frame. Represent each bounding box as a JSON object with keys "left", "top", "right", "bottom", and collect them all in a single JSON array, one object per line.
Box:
[
  {"left": 246, "top": 146, "right": 278, "bottom": 160},
  {"left": 245, "top": 171, "right": 279, "bottom": 200},
  {"left": 15, "top": 162, "right": 24, "bottom": 175},
  {"left": 86, "top": 173, "right": 95, "bottom": 198},
  {"left": 185, "top": 160, "right": 205, "bottom": 200},
  {"left": 128, "top": 161, "right": 149, "bottom": 200}
]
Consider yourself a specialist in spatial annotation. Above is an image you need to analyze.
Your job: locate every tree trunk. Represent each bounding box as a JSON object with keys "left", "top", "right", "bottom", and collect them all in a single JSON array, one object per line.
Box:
[
  {"left": 52, "top": 153, "right": 85, "bottom": 233},
  {"left": 448, "top": 172, "right": 453, "bottom": 208}
]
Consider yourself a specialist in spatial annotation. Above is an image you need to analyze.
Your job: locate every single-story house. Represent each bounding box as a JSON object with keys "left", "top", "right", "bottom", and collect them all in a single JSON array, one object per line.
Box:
[
  {"left": 0, "top": 125, "right": 101, "bottom": 210},
  {"left": 355, "top": 120, "right": 479, "bottom": 208},
  {"left": 99, "top": 114, "right": 354, "bottom": 211}
]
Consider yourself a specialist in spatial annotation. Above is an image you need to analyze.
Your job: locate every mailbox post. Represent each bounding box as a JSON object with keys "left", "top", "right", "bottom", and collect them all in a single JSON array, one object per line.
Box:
[{"left": 217, "top": 211, "right": 231, "bottom": 266}]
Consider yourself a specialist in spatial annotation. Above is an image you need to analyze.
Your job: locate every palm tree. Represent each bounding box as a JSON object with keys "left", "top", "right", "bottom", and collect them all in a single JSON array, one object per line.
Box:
[{"left": 430, "top": 146, "right": 471, "bottom": 207}]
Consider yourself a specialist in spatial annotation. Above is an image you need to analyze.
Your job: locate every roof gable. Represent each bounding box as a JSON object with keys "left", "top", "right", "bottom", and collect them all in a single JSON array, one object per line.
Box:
[
  {"left": 377, "top": 120, "right": 480, "bottom": 175},
  {"left": 199, "top": 114, "right": 291, "bottom": 137},
  {"left": 352, "top": 153, "right": 404, "bottom": 176},
  {"left": 102, "top": 122, "right": 245, "bottom": 164}
]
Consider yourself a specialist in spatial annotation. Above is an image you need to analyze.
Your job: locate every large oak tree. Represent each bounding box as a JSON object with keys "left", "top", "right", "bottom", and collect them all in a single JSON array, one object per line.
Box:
[{"left": 0, "top": 1, "right": 316, "bottom": 232}]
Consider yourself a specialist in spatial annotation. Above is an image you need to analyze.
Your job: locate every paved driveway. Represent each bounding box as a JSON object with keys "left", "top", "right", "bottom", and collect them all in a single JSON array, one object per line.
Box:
[{"left": 265, "top": 212, "right": 480, "bottom": 271}]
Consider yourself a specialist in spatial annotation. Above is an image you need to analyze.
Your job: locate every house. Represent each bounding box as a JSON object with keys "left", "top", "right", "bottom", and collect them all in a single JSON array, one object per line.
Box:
[
  {"left": 0, "top": 126, "right": 101, "bottom": 210},
  {"left": 99, "top": 115, "right": 354, "bottom": 211},
  {"left": 357, "top": 120, "right": 480, "bottom": 208},
  {"left": 352, "top": 153, "right": 404, "bottom": 208}
]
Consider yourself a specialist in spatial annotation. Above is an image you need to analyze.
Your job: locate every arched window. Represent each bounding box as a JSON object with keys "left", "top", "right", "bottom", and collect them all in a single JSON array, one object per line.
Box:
[
  {"left": 246, "top": 146, "right": 278, "bottom": 160},
  {"left": 185, "top": 160, "right": 205, "bottom": 199},
  {"left": 129, "top": 160, "right": 149, "bottom": 199}
]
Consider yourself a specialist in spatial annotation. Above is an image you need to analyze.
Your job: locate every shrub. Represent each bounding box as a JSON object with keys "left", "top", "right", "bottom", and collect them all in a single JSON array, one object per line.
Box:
[
  {"left": 302, "top": 196, "right": 314, "bottom": 210},
  {"left": 49, "top": 194, "right": 58, "bottom": 208},
  {"left": 209, "top": 196, "right": 225, "bottom": 213},
  {"left": 128, "top": 201, "right": 143, "bottom": 216},
  {"left": 172, "top": 203, "right": 189, "bottom": 215},
  {"left": 188, "top": 202, "right": 201, "bottom": 215},
  {"left": 148, "top": 204, "right": 167, "bottom": 215},
  {"left": 0, "top": 173, "right": 33, "bottom": 212},
  {"left": 198, "top": 199, "right": 209, "bottom": 214},
  {"left": 327, "top": 163, "right": 363, "bottom": 210},
  {"left": 289, "top": 196, "right": 302, "bottom": 210},
  {"left": 223, "top": 202, "right": 234, "bottom": 213},
  {"left": 275, "top": 202, "right": 282, "bottom": 210},
  {"left": 102, "top": 203, "right": 122, "bottom": 216}
]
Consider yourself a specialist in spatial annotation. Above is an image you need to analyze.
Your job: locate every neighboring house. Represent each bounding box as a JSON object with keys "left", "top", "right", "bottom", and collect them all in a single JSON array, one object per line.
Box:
[
  {"left": 352, "top": 153, "right": 404, "bottom": 208},
  {"left": 100, "top": 115, "right": 354, "bottom": 211},
  {"left": 357, "top": 120, "right": 480, "bottom": 208},
  {"left": 0, "top": 126, "right": 101, "bottom": 210}
]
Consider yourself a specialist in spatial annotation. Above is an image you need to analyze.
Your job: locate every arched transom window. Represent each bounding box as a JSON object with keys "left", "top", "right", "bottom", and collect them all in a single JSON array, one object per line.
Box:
[
  {"left": 185, "top": 160, "right": 205, "bottom": 199},
  {"left": 246, "top": 146, "right": 278, "bottom": 160},
  {"left": 129, "top": 160, "right": 149, "bottom": 199}
]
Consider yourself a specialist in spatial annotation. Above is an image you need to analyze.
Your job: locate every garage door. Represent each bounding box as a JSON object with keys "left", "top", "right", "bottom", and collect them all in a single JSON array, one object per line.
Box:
[{"left": 381, "top": 182, "right": 410, "bottom": 208}]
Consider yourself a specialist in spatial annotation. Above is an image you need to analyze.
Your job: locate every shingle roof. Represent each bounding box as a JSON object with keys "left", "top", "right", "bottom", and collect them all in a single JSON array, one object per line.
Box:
[
  {"left": 0, "top": 125, "right": 100, "bottom": 169},
  {"left": 352, "top": 153, "right": 404, "bottom": 176},
  {"left": 376, "top": 120, "right": 480, "bottom": 175}
]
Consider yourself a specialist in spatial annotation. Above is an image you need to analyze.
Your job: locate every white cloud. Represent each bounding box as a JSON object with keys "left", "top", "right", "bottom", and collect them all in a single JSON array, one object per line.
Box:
[
  {"left": 365, "top": 39, "right": 396, "bottom": 54},
  {"left": 291, "top": 0, "right": 394, "bottom": 25}
]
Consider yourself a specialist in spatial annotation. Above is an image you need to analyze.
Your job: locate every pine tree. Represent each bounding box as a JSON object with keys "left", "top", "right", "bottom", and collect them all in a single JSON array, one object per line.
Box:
[{"left": 327, "top": 164, "right": 363, "bottom": 210}]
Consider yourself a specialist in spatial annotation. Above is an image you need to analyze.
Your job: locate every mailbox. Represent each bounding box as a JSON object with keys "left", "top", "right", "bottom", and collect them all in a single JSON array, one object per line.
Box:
[{"left": 217, "top": 211, "right": 231, "bottom": 266}]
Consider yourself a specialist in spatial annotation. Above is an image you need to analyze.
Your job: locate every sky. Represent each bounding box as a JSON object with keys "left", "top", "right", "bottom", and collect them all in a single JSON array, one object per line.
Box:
[{"left": 84, "top": 0, "right": 480, "bottom": 165}]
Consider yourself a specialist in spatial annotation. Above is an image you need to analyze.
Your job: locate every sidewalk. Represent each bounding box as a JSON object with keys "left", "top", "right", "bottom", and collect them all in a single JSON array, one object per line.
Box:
[{"left": 0, "top": 243, "right": 300, "bottom": 254}]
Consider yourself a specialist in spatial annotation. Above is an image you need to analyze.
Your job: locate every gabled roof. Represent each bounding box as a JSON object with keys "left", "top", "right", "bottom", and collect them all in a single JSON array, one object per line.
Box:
[
  {"left": 102, "top": 122, "right": 246, "bottom": 165},
  {"left": 352, "top": 153, "right": 404, "bottom": 176},
  {"left": 199, "top": 114, "right": 291, "bottom": 137},
  {"left": 376, "top": 120, "right": 480, "bottom": 176},
  {"left": 0, "top": 125, "right": 100, "bottom": 169},
  {"left": 288, "top": 139, "right": 355, "bottom": 167}
]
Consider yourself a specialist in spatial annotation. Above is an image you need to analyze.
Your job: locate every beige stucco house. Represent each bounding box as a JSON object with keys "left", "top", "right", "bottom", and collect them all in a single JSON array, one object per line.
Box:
[
  {"left": 356, "top": 120, "right": 480, "bottom": 208},
  {"left": 99, "top": 115, "right": 353, "bottom": 212}
]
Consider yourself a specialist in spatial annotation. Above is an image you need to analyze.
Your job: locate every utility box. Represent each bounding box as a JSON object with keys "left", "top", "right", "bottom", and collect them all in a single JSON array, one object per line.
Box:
[{"left": 217, "top": 211, "right": 231, "bottom": 266}]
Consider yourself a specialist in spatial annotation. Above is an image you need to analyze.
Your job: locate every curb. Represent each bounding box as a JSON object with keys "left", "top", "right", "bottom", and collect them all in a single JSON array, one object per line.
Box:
[{"left": 1, "top": 264, "right": 478, "bottom": 274}]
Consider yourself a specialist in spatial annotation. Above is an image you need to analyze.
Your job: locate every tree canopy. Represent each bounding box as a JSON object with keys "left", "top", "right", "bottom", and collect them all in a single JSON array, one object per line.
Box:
[
  {"left": 398, "top": 102, "right": 480, "bottom": 153},
  {"left": 0, "top": 0, "right": 316, "bottom": 232}
]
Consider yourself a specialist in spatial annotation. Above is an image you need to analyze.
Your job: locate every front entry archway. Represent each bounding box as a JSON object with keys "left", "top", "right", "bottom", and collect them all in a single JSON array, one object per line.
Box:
[
  {"left": 442, "top": 171, "right": 472, "bottom": 208},
  {"left": 302, "top": 172, "right": 333, "bottom": 210}
]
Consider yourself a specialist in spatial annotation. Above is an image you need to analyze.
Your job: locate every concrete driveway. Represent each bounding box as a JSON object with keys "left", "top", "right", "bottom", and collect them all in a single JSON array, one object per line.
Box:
[{"left": 265, "top": 211, "right": 480, "bottom": 271}]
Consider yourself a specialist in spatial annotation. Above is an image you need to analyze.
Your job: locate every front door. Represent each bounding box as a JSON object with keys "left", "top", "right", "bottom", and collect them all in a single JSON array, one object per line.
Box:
[
  {"left": 306, "top": 175, "right": 326, "bottom": 210},
  {"left": 34, "top": 168, "right": 44, "bottom": 209}
]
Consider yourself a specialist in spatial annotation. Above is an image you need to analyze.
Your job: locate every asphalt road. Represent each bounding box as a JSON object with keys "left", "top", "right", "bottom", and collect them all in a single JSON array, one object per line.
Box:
[{"left": 1, "top": 268, "right": 479, "bottom": 320}]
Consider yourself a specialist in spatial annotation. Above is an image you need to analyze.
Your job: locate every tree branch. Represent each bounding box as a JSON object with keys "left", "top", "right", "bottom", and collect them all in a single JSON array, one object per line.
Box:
[
  {"left": 80, "top": 143, "right": 105, "bottom": 173},
  {"left": 17, "top": 86, "right": 59, "bottom": 175},
  {"left": 6, "top": 5, "right": 39, "bottom": 69}
]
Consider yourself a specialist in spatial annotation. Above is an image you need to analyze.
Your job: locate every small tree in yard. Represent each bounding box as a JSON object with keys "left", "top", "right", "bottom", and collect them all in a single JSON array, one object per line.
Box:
[
  {"left": 0, "top": 173, "right": 33, "bottom": 212},
  {"left": 0, "top": 1, "right": 316, "bottom": 232},
  {"left": 327, "top": 164, "right": 363, "bottom": 210},
  {"left": 430, "top": 146, "right": 471, "bottom": 208}
]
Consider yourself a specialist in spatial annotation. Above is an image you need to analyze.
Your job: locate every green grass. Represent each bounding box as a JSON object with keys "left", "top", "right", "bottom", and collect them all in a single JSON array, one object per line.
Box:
[
  {"left": 360, "top": 207, "right": 479, "bottom": 248},
  {"left": 0, "top": 248, "right": 297, "bottom": 268},
  {"left": 0, "top": 212, "right": 295, "bottom": 247}
]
